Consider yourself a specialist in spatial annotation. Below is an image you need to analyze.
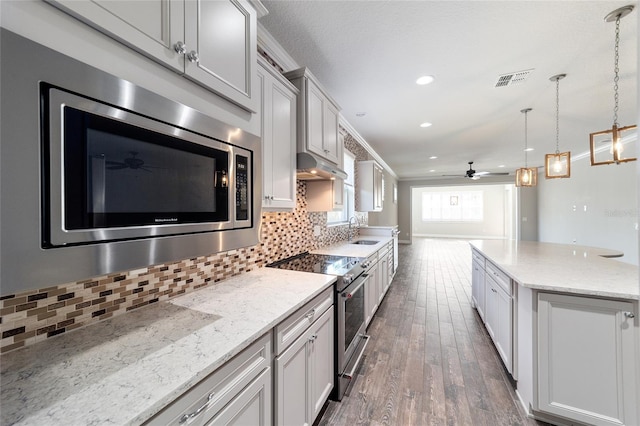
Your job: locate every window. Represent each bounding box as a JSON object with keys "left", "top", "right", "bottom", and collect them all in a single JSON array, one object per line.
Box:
[
  {"left": 327, "top": 151, "right": 355, "bottom": 224},
  {"left": 421, "top": 190, "right": 483, "bottom": 222}
]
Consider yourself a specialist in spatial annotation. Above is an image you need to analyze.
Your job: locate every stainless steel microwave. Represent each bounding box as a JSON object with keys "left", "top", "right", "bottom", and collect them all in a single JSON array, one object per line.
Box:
[{"left": 43, "top": 87, "right": 254, "bottom": 247}]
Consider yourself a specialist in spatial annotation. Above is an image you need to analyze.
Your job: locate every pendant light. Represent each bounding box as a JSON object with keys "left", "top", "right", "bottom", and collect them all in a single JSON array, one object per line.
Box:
[
  {"left": 515, "top": 108, "right": 537, "bottom": 187},
  {"left": 589, "top": 5, "right": 637, "bottom": 166},
  {"left": 545, "top": 74, "right": 570, "bottom": 178}
]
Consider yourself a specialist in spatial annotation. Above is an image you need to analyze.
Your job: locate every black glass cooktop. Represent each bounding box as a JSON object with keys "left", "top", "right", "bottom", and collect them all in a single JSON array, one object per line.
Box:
[{"left": 267, "top": 252, "right": 362, "bottom": 276}]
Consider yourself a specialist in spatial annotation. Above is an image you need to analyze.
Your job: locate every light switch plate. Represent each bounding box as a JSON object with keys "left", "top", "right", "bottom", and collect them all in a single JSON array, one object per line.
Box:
[{"left": 313, "top": 225, "right": 321, "bottom": 236}]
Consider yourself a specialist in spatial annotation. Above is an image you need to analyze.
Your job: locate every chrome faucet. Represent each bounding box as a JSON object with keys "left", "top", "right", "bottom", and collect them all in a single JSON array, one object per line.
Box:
[{"left": 348, "top": 216, "right": 359, "bottom": 241}]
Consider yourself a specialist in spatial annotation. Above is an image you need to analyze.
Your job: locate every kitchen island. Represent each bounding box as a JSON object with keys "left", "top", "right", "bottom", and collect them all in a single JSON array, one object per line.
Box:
[
  {"left": 0, "top": 268, "right": 336, "bottom": 425},
  {"left": 469, "top": 240, "right": 639, "bottom": 426}
]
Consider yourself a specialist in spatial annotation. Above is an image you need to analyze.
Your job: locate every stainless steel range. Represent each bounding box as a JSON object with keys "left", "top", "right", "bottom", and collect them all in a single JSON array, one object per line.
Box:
[{"left": 268, "top": 252, "right": 371, "bottom": 400}]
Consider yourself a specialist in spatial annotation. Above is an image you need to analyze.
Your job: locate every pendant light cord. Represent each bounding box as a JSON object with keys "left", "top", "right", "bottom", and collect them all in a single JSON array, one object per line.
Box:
[
  {"left": 524, "top": 109, "right": 529, "bottom": 167},
  {"left": 613, "top": 15, "right": 620, "bottom": 127},
  {"left": 555, "top": 77, "right": 560, "bottom": 155}
]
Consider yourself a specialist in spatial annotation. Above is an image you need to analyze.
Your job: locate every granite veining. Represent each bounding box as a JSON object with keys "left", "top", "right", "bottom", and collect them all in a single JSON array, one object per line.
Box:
[
  {"left": 0, "top": 268, "right": 336, "bottom": 425},
  {"left": 470, "top": 240, "right": 639, "bottom": 300}
]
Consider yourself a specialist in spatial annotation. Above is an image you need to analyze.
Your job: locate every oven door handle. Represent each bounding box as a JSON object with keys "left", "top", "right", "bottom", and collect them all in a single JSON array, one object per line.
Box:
[{"left": 341, "top": 274, "right": 368, "bottom": 299}]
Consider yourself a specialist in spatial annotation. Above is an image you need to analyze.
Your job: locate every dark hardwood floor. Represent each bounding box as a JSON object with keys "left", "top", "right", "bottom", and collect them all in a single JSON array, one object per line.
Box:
[{"left": 317, "top": 238, "right": 547, "bottom": 426}]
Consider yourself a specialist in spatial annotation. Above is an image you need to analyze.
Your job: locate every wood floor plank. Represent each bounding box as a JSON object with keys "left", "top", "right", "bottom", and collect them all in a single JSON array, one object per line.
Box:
[{"left": 317, "top": 238, "right": 549, "bottom": 426}]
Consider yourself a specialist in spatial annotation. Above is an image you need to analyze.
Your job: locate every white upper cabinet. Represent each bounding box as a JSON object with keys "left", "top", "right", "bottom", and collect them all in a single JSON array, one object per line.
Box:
[
  {"left": 356, "top": 160, "right": 384, "bottom": 212},
  {"left": 285, "top": 68, "right": 342, "bottom": 165},
  {"left": 47, "top": 0, "right": 259, "bottom": 112},
  {"left": 183, "top": 0, "right": 258, "bottom": 112},
  {"left": 258, "top": 57, "right": 297, "bottom": 210}
]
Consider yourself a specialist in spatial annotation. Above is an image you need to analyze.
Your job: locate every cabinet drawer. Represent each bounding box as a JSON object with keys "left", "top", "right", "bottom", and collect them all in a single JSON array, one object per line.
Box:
[
  {"left": 471, "top": 249, "right": 485, "bottom": 268},
  {"left": 146, "top": 332, "right": 271, "bottom": 425},
  {"left": 274, "top": 286, "right": 333, "bottom": 355},
  {"left": 485, "top": 261, "right": 511, "bottom": 294}
]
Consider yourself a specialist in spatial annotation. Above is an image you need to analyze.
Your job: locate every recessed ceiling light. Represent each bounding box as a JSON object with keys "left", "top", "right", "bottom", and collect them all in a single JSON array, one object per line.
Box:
[
  {"left": 498, "top": 165, "right": 505, "bottom": 168},
  {"left": 524, "top": 148, "right": 534, "bottom": 152},
  {"left": 430, "top": 169, "right": 436, "bottom": 172},
  {"left": 416, "top": 75, "right": 435, "bottom": 85},
  {"left": 429, "top": 156, "right": 438, "bottom": 160},
  {"left": 355, "top": 112, "right": 366, "bottom": 117},
  {"left": 420, "top": 122, "right": 432, "bottom": 128}
]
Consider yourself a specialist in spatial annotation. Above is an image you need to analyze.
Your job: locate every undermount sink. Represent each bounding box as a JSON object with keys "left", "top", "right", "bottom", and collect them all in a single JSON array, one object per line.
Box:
[{"left": 351, "top": 240, "right": 379, "bottom": 245}]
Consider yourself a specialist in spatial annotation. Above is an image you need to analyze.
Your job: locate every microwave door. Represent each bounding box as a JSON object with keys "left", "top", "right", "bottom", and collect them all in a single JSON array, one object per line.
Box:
[{"left": 89, "top": 155, "right": 106, "bottom": 219}]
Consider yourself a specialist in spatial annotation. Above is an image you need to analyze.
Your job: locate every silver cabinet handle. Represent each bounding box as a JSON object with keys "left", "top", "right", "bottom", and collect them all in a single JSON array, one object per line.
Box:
[
  {"left": 308, "top": 334, "right": 318, "bottom": 342},
  {"left": 179, "top": 392, "right": 215, "bottom": 423},
  {"left": 187, "top": 50, "right": 200, "bottom": 63},
  {"left": 174, "top": 41, "right": 187, "bottom": 54},
  {"left": 624, "top": 311, "right": 635, "bottom": 318},
  {"left": 270, "top": 195, "right": 274, "bottom": 200},
  {"left": 305, "top": 308, "right": 316, "bottom": 321}
]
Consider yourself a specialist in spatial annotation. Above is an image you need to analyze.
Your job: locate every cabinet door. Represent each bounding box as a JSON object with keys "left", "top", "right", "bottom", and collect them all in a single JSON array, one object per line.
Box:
[
  {"left": 184, "top": 0, "right": 258, "bottom": 112},
  {"left": 538, "top": 293, "right": 638, "bottom": 426},
  {"left": 206, "top": 368, "right": 272, "bottom": 426},
  {"left": 275, "top": 332, "right": 310, "bottom": 426},
  {"left": 306, "top": 81, "right": 326, "bottom": 158},
  {"left": 373, "top": 164, "right": 384, "bottom": 211},
  {"left": 309, "top": 308, "right": 334, "bottom": 421},
  {"left": 259, "top": 62, "right": 296, "bottom": 210},
  {"left": 332, "top": 178, "right": 344, "bottom": 210},
  {"left": 379, "top": 255, "right": 388, "bottom": 301},
  {"left": 364, "top": 272, "right": 376, "bottom": 327},
  {"left": 48, "top": 0, "right": 184, "bottom": 71},
  {"left": 484, "top": 275, "right": 512, "bottom": 372},
  {"left": 322, "top": 101, "right": 340, "bottom": 164},
  {"left": 472, "top": 260, "right": 486, "bottom": 320}
]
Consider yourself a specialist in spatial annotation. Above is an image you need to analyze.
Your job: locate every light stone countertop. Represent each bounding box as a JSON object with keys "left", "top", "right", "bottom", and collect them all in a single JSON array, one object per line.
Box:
[
  {"left": 312, "top": 236, "right": 393, "bottom": 258},
  {"left": 0, "top": 267, "right": 336, "bottom": 425},
  {"left": 470, "top": 240, "right": 639, "bottom": 300}
]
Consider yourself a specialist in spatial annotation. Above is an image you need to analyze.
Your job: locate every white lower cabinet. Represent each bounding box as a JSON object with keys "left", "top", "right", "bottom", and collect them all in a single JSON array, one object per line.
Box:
[
  {"left": 145, "top": 333, "right": 272, "bottom": 425},
  {"left": 275, "top": 307, "right": 334, "bottom": 426},
  {"left": 484, "top": 274, "right": 512, "bottom": 373},
  {"left": 364, "top": 257, "right": 380, "bottom": 327},
  {"left": 471, "top": 255, "right": 486, "bottom": 321},
  {"left": 537, "top": 293, "right": 638, "bottom": 426}
]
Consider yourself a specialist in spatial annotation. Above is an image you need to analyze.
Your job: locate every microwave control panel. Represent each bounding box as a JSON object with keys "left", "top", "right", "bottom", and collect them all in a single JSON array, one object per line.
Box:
[{"left": 236, "top": 154, "right": 249, "bottom": 221}]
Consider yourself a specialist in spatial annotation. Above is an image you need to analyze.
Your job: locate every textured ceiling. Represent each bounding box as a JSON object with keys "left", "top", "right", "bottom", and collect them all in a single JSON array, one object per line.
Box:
[{"left": 259, "top": 1, "right": 638, "bottom": 180}]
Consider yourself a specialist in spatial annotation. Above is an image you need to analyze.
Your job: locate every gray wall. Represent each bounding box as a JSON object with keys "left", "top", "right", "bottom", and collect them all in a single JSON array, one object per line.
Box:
[
  {"left": 519, "top": 186, "right": 539, "bottom": 241},
  {"left": 367, "top": 169, "right": 398, "bottom": 226},
  {"left": 538, "top": 154, "right": 638, "bottom": 265}
]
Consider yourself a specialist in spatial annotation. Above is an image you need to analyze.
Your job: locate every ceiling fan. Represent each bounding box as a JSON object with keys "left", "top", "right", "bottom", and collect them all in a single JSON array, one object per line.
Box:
[
  {"left": 445, "top": 161, "right": 509, "bottom": 180},
  {"left": 106, "top": 151, "right": 159, "bottom": 172}
]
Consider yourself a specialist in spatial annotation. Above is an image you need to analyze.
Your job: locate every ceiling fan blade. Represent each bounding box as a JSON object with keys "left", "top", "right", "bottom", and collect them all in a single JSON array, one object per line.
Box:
[{"left": 106, "top": 163, "right": 128, "bottom": 170}]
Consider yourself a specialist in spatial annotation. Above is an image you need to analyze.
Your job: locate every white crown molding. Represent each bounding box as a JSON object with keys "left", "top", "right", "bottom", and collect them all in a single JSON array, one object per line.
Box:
[
  {"left": 257, "top": 21, "right": 299, "bottom": 72},
  {"left": 248, "top": 0, "right": 268, "bottom": 18},
  {"left": 339, "top": 116, "right": 399, "bottom": 180}
]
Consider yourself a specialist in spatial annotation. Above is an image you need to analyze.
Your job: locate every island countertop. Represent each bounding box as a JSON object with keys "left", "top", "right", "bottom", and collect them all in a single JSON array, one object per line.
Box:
[
  {"left": 0, "top": 267, "right": 336, "bottom": 425},
  {"left": 469, "top": 240, "right": 639, "bottom": 300}
]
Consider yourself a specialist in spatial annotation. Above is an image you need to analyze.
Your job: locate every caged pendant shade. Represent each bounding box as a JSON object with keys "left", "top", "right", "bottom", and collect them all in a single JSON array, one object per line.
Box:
[
  {"left": 590, "top": 5, "right": 637, "bottom": 166},
  {"left": 545, "top": 74, "right": 570, "bottom": 179},
  {"left": 515, "top": 108, "right": 537, "bottom": 187}
]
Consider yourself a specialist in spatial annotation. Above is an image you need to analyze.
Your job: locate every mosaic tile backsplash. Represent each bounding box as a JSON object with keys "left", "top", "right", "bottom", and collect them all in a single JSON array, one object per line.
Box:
[{"left": 0, "top": 181, "right": 364, "bottom": 353}]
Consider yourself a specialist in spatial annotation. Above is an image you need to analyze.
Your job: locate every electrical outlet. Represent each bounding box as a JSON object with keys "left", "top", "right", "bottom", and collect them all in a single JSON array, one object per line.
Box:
[{"left": 313, "top": 225, "right": 321, "bottom": 237}]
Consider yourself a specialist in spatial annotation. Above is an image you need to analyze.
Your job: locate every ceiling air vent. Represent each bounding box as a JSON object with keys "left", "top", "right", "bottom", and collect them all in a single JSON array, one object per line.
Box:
[{"left": 495, "top": 69, "right": 534, "bottom": 88}]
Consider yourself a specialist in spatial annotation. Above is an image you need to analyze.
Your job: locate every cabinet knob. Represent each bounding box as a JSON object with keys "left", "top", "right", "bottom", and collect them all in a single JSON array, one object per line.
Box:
[
  {"left": 174, "top": 41, "right": 187, "bottom": 54},
  {"left": 309, "top": 334, "right": 318, "bottom": 342},
  {"left": 624, "top": 311, "right": 635, "bottom": 318},
  {"left": 187, "top": 50, "right": 200, "bottom": 63}
]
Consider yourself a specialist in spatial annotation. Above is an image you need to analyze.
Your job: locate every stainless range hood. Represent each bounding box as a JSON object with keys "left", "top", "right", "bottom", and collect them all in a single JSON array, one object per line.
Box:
[{"left": 297, "top": 152, "right": 348, "bottom": 180}]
